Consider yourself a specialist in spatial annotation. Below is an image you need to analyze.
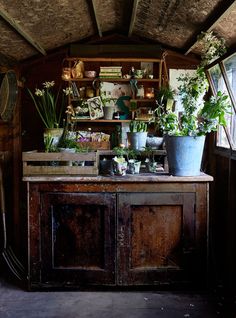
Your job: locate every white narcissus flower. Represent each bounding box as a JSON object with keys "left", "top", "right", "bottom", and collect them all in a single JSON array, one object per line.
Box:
[
  {"left": 43, "top": 81, "right": 55, "bottom": 88},
  {"left": 35, "top": 88, "right": 44, "bottom": 96},
  {"left": 63, "top": 87, "right": 73, "bottom": 95}
]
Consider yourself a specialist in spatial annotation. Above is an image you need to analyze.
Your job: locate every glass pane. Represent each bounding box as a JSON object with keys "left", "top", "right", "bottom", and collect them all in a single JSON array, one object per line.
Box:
[
  {"left": 223, "top": 53, "right": 236, "bottom": 102},
  {"left": 231, "top": 114, "right": 236, "bottom": 150},
  {"left": 208, "top": 64, "right": 224, "bottom": 92},
  {"left": 217, "top": 124, "right": 230, "bottom": 149},
  {"left": 208, "top": 63, "right": 236, "bottom": 149}
]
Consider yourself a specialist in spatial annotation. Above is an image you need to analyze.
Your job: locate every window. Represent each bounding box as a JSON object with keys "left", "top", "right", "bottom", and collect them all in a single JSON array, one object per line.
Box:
[{"left": 207, "top": 53, "right": 236, "bottom": 151}]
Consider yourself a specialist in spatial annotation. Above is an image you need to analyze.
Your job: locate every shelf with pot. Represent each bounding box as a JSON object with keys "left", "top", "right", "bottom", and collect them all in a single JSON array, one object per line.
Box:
[{"left": 62, "top": 54, "right": 168, "bottom": 149}]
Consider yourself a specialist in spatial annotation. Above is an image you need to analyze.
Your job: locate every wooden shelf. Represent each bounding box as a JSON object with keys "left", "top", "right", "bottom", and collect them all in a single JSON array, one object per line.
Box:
[
  {"left": 98, "top": 149, "right": 167, "bottom": 156},
  {"left": 65, "top": 57, "right": 162, "bottom": 63},
  {"left": 71, "top": 119, "right": 131, "bottom": 123},
  {"left": 130, "top": 99, "right": 155, "bottom": 102},
  {"left": 65, "top": 78, "right": 159, "bottom": 82}
]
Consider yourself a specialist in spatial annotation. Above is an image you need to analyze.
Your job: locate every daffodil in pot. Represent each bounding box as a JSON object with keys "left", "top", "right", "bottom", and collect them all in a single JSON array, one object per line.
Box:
[{"left": 28, "top": 81, "right": 72, "bottom": 147}]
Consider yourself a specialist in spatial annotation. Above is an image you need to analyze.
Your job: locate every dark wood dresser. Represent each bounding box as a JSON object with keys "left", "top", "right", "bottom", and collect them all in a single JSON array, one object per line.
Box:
[{"left": 23, "top": 173, "right": 213, "bottom": 290}]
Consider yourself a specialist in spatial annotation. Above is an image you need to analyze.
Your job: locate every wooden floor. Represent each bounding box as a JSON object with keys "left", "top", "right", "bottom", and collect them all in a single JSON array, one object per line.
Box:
[{"left": 0, "top": 276, "right": 224, "bottom": 318}]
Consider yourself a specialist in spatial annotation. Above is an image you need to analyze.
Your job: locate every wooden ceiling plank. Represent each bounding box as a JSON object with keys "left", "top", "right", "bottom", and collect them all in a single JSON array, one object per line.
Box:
[
  {"left": 0, "top": 4, "right": 46, "bottom": 56},
  {"left": 185, "top": 0, "right": 236, "bottom": 55},
  {"left": 91, "top": 0, "right": 103, "bottom": 38},
  {"left": 128, "top": 0, "right": 139, "bottom": 37}
]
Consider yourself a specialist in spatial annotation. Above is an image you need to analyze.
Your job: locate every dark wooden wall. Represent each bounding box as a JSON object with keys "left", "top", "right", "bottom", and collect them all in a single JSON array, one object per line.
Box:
[
  {"left": 206, "top": 134, "right": 236, "bottom": 311},
  {"left": 0, "top": 63, "right": 21, "bottom": 257}
]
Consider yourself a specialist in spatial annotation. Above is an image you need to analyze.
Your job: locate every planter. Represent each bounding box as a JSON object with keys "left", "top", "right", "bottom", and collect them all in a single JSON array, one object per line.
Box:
[
  {"left": 44, "top": 128, "right": 63, "bottom": 146},
  {"left": 127, "top": 160, "right": 141, "bottom": 174},
  {"left": 145, "top": 160, "right": 158, "bottom": 173},
  {"left": 103, "top": 106, "right": 116, "bottom": 120},
  {"left": 127, "top": 132, "right": 147, "bottom": 151},
  {"left": 112, "top": 158, "right": 127, "bottom": 176},
  {"left": 165, "top": 135, "right": 205, "bottom": 176}
]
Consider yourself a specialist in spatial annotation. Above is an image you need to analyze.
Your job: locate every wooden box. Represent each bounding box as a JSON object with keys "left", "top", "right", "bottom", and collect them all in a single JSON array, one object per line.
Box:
[
  {"left": 78, "top": 141, "right": 110, "bottom": 150},
  {"left": 22, "top": 151, "right": 99, "bottom": 176}
]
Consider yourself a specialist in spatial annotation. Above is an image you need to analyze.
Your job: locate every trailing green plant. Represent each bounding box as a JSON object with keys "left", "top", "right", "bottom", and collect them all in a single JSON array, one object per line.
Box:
[
  {"left": 198, "top": 91, "right": 231, "bottom": 134},
  {"left": 197, "top": 31, "right": 226, "bottom": 66},
  {"left": 155, "top": 85, "right": 175, "bottom": 107},
  {"left": 129, "top": 120, "right": 148, "bottom": 132},
  {"left": 154, "top": 32, "right": 231, "bottom": 137},
  {"left": 155, "top": 90, "right": 231, "bottom": 136}
]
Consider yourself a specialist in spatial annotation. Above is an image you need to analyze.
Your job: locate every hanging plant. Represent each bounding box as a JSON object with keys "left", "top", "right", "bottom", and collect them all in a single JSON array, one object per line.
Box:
[{"left": 197, "top": 31, "right": 227, "bottom": 66}]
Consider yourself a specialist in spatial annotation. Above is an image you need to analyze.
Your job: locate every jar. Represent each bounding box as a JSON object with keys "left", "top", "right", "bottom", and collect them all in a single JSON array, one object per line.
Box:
[
  {"left": 137, "top": 85, "right": 144, "bottom": 99},
  {"left": 86, "top": 86, "right": 94, "bottom": 98},
  {"left": 146, "top": 87, "right": 155, "bottom": 99}
]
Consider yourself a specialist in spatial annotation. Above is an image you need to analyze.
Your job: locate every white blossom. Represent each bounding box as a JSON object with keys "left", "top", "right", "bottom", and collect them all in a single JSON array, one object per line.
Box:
[
  {"left": 63, "top": 87, "right": 73, "bottom": 96},
  {"left": 43, "top": 81, "right": 55, "bottom": 88},
  {"left": 35, "top": 88, "right": 45, "bottom": 96}
]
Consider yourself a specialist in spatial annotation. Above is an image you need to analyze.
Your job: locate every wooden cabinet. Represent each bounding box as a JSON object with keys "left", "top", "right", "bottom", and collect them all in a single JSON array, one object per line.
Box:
[
  {"left": 25, "top": 175, "right": 212, "bottom": 289},
  {"left": 29, "top": 188, "right": 116, "bottom": 288},
  {"left": 117, "top": 192, "right": 197, "bottom": 286}
]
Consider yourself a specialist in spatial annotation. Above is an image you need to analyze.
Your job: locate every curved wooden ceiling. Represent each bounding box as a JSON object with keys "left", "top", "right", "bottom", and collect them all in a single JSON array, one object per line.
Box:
[{"left": 0, "top": 0, "right": 236, "bottom": 62}]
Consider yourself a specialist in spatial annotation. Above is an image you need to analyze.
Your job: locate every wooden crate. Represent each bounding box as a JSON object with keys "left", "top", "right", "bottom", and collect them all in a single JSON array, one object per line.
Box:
[
  {"left": 78, "top": 141, "right": 110, "bottom": 150},
  {"left": 22, "top": 151, "right": 99, "bottom": 176}
]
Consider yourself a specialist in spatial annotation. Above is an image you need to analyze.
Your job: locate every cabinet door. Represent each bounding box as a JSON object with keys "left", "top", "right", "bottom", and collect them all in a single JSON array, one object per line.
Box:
[
  {"left": 40, "top": 192, "right": 116, "bottom": 286},
  {"left": 117, "top": 192, "right": 197, "bottom": 286}
]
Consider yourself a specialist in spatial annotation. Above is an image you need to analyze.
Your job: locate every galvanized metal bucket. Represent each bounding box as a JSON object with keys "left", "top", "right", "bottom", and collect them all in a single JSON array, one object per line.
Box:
[{"left": 165, "top": 135, "right": 206, "bottom": 176}]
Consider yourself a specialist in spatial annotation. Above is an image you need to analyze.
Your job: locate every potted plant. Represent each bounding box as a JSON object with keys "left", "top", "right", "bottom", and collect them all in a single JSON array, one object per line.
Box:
[
  {"left": 154, "top": 32, "right": 230, "bottom": 176},
  {"left": 155, "top": 85, "right": 175, "bottom": 111},
  {"left": 142, "top": 146, "right": 158, "bottom": 173},
  {"left": 28, "top": 81, "right": 72, "bottom": 145},
  {"left": 112, "top": 146, "right": 128, "bottom": 176},
  {"left": 127, "top": 120, "right": 148, "bottom": 150},
  {"left": 100, "top": 91, "right": 117, "bottom": 120},
  {"left": 126, "top": 148, "right": 141, "bottom": 174}
]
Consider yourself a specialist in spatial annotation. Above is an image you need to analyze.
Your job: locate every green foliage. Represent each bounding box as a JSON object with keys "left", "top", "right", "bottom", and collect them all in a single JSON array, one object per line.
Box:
[
  {"left": 44, "top": 134, "right": 57, "bottom": 153},
  {"left": 126, "top": 148, "right": 139, "bottom": 160},
  {"left": 197, "top": 31, "right": 227, "bottom": 66},
  {"left": 142, "top": 146, "right": 155, "bottom": 162},
  {"left": 58, "top": 137, "right": 77, "bottom": 149},
  {"left": 129, "top": 120, "right": 148, "bottom": 132},
  {"left": 154, "top": 32, "right": 229, "bottom": 137},
  {"left": 113, "top": 146, "right": 140, "bottom": 161},
  {"left": 113, "top": 146, "right": 128, "bottom": 158},
  {"left": 155, "top": 85, "right": 175, "bottom": 106},
  {"left": 198, "top": 91, "right": 231, "bottom": 134},
  {"left": 178, "top": 67, "right": 209, "bottom": 116}
]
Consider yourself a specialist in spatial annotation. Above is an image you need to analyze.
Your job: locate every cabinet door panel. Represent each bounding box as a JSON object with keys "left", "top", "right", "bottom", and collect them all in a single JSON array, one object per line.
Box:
[
  {"left": 41, "top": 192, "right": 116, "bottom": 286},
  {"left": 117, "top": 193, "right": 196, "bottom": 286},
  {"left": 131, "top": 205, "right": 182, "bottom": 269}
]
